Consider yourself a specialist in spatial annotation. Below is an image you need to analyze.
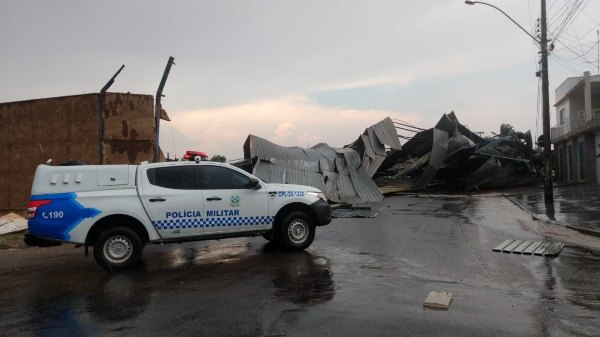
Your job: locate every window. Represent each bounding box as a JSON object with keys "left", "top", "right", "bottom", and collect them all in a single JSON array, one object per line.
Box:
[
  {"left": 559, "top": 108, "right": 565, "bottom": 125},
  {"left": 147, "top": 166, "right": 197, "bottom": 189},
  {"left": 197, "top": 165, "right": 253, "bottom": 189}
]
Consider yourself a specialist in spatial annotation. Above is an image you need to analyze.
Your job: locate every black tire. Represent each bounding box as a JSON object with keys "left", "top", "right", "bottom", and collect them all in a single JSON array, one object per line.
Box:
[
  {"left": 93, "top": 227, "right": 143, "bottom": 271},
  {"left": 278, "top": 211, "right": 315, "bottom": 251}
]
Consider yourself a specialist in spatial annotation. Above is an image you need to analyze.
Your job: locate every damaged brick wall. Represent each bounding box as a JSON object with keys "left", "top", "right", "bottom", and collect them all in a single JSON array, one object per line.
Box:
[{"left": 0, "top": 93, "right": 158, "bottom": 210}]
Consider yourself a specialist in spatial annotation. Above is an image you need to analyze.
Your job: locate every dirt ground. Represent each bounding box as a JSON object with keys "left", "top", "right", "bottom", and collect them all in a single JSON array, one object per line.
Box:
[{"left": 0, "top": 231, "right": 29, "bottom": 250}]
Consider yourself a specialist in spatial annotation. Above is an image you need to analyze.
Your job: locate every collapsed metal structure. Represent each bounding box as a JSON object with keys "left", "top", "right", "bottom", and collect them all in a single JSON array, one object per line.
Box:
[
  {"left": 376, "top": 112, "right": 540, "bottom": 193},
  {"left": 235, "top": 113, "right": 539, "bottom": 204},
  {"left": 237, "top": 118, "right": 402, "bottom": 204}
]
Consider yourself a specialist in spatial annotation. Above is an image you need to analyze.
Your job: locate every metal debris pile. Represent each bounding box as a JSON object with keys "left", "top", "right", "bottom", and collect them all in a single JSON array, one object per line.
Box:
[
  {"left": 234, "top": 112, "right": 540, "bottom": 204},
  {"left": 234, "top": 118, "right": 401, "bottom": 204},
  {"left": 376, "top": 112, "right": 540, "bottom": 193}
]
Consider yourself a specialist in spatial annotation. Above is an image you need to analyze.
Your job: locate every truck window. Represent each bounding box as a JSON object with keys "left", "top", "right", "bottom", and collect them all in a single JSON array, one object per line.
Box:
[
  {"left": 146, "top": 166, "right": 197, "bottom": 190},
  {"left": 196, "top": 166, "right": 252, "bottom": 189}
]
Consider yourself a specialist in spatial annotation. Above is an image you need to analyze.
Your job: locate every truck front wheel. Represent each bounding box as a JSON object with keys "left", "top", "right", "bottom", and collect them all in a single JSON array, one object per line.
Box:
[
  {"left": 278, "top": 211, "right": 315, "bottom": 251},
  {"left": 93, "top": 227, "right": 143, "bottom": 271}
]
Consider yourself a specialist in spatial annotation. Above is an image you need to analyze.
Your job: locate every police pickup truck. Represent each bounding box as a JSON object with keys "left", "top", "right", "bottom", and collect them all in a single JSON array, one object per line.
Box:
[{"left": 25, "top": 161, "right": 331, "bottom": 271}]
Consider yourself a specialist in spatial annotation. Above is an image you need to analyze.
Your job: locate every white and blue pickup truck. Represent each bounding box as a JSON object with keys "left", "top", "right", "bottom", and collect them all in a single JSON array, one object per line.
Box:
[{"left": 25, "top": 161, "right": 331, "bottom": 271}]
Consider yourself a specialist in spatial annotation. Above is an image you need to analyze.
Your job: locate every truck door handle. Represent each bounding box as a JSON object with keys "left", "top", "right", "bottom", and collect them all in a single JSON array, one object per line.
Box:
[
  {"left": 149, "top": 198, "right": 166, "bottom": 202},
  {"left": 206, "top": 197, "right": 222, "bottom": 201}
]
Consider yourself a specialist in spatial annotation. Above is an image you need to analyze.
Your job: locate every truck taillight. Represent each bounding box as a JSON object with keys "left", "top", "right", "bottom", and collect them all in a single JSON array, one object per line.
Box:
[{"left": 26, "top": 200, "right": 52, "bottom": 219}]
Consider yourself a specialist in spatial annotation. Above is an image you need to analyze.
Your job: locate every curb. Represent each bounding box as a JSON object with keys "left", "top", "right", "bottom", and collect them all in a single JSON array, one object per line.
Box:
[{"left": 504, "top": 195, "right": 600, "bottom": 238}]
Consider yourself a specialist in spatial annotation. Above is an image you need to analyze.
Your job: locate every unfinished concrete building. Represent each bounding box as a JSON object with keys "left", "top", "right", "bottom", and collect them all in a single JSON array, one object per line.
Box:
[
  {"left": 551, "top": 71, "right": 600, "bottom": 184},
  {"left": 0, "top": 93, "right": 161, "bottom": 210}
]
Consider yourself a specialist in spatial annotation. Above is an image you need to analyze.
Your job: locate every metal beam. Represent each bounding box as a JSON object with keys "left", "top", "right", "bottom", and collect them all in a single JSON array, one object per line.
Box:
[
  {"left": 97, "top": 64, "right": 125, "bottom": 164},
  {"left": 154, "top": 56, "right": 176, "bottom": 162}
]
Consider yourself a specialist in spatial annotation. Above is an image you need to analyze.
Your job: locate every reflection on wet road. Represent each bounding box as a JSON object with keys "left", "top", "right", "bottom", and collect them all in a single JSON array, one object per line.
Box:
[
  {"left": 1, "top": 194, "right": 600, "bottom": 336},
  {"left": 0, "top": 241, "right": 336, "bottom": 336},
  {"left": 507, "top": 184, "right": 600, "bottom": 232}
]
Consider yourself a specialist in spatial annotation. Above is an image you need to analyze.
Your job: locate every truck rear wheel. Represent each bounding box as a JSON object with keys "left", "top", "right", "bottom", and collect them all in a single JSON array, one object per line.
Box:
[
  {"left": 278, "top": 211, "right": 315, "bottom": 251},
  {"left": 93, "top": 227, "right": 143, "bottom": 271}
]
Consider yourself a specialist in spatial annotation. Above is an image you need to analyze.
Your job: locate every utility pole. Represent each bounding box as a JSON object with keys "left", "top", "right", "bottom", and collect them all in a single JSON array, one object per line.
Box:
[
  {"left": 465, "top": 0, "right": 553, "bottom": 201},
  {"left": 540, "top": 0, "right": 553, "bottom": 202}
]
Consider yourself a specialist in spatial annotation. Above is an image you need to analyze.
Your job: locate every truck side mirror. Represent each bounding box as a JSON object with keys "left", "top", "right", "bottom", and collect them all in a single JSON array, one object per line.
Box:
[{"left": 248, "top": 178, "right": 261, "bottom": 190}]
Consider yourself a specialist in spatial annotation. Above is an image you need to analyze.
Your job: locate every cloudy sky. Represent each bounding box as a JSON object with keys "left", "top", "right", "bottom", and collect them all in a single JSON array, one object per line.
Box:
[{"left": 2, "top": 0, "right": 599, "bottom": 160}]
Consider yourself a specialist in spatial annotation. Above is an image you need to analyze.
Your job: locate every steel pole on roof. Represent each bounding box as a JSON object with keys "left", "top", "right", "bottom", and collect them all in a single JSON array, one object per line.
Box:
[
  {"left": 154, "top": 56, "right": 176, "bottom": 163},
  {"left": 98, "top": 65, "right": 125, "bottom": 164}
]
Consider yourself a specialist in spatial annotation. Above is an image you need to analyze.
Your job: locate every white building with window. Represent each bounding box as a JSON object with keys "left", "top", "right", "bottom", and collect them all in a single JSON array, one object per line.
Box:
[{"left": 551, "top": 71, "right": 600, "bottom": 184}]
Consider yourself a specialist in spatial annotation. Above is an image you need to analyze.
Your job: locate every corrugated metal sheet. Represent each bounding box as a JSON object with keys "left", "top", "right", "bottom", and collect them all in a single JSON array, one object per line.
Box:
[
  {"left": 465, "top": 157, "right": 538, "bottom": 191},
  {"left": 345, "top": 117, "right": 402, "bottom": 178},
  {"left": 243, "top": 118, "right": 400, "bottom": 204},
  {"left": 416, "top": 127, "right": 449, "bottom": 189},
  {"left": 446, "top": 134, "right": 475, "bottom": 158},
  {"left": 492, "top": 240, "right": 564, "bottom": 256},
  {"left": 245, "top": 136, "right": 384, "bottom": 204},
  {"left": 370, "top": 117, "right": 402, "bottom": 149}
]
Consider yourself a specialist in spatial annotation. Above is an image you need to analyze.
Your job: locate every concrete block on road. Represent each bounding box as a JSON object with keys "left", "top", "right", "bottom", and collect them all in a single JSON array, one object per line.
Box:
[{"left": 423, "top": 291, "right": 453, "bottom": 310}]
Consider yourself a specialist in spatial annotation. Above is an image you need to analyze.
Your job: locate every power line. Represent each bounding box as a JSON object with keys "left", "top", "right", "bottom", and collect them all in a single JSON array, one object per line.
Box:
[
  {"left": 556, "top": 30, "right": 598, "bottom": 44},
  {"left": 554, "top": 40, "right": 598, "bottom": 60},
  {"left": 548, "top": 0, "right": 576, "bottom": 26},
  {"left": 552, "top": 54, "right": 586, "bottom": 73},
  {"left": 549, "top": 0, "right": 581, "bottom": 38},
  {"left": 555, "top": 39, "right": 596, "bottom": 64},
  {"left": 551, "top": 0, "right": 586, "bottom": 43}
]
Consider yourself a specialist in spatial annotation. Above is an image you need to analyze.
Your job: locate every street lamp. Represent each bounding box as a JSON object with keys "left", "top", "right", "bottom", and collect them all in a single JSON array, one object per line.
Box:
[
  {"left": 465, "top": 0, "right": 553, "bottom": 202},
  {"left": 465, "top": 1, "right": 540, "bottom": 44}
]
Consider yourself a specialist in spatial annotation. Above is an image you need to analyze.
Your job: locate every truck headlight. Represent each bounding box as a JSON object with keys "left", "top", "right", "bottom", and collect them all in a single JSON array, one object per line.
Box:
[{"left": 307, "top": 191, "right": 327, "bottom": 202}]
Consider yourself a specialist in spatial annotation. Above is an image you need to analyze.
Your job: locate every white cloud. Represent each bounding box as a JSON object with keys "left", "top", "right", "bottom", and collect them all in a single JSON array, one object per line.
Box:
[
  {"left": 162, "top": 96, "right": 424, "bottom": 160},
  {"left": 273, "top": 122, "right": 297, "bottom": 143},
  {"left": 2, "top": 0, "right": 599, "bottom": 158}
]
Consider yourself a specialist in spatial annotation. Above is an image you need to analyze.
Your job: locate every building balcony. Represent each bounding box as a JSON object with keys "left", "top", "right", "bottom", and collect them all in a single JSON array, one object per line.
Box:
[{"left": 551, "top": 109, "right": 600, "bottom": 143}]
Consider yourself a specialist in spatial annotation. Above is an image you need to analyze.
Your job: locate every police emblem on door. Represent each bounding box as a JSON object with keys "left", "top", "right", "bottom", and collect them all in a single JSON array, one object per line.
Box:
[{"left": 230, "top": 195, "right": 240, "bottom": 207}]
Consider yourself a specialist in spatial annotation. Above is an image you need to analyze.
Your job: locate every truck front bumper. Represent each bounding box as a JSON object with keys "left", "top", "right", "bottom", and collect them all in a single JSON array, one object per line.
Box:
[{"left": 310, "top": 199, "right": 332, "bottom": 226}]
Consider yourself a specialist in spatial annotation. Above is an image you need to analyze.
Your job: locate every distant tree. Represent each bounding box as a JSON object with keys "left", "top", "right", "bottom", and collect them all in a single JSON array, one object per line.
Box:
[
  {"left": 211, "top": 155, "right": 226, "bottom": 162},
  {"left": 500, "top": 123, "right": 514, "bottom": 136}
]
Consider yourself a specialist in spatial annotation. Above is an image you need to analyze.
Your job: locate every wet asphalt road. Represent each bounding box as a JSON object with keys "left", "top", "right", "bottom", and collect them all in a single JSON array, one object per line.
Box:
[
  {"left": 507, "top": 183, "right": 600, "bottom": 232},
  {"left": 1, "top": 194, "right": 600, "bottom": 337}
]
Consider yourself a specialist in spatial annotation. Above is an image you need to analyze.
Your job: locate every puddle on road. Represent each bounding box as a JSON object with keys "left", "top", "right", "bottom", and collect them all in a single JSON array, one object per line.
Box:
[
  {"left": 272, "top": 252, "right": 335, "bottom": 305},
  {"left": 534, "top": 245, "right": 600, "bottom": 336},
  {"left": 87, "top": 274, "right": 151, "bottom": 322},
  {"left": 507, "top": 185, "right": 600, "bottom": 232}
]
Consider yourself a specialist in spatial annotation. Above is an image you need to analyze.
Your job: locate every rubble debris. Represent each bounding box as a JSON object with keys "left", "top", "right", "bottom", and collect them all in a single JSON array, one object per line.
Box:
[
  {"left": 423, "top": 291, "right": 454, "bottom": 310},
  {"left": 0, "top": 213, "right": 28, "bottom": 235},
  {"left": 235, "top": 112, "right": 539, "bottom": 202},
  {"left": 331, "top": 204, "right": 380, "bottom": 218},
  {"left": 375, "top": 112, "right": 540, "bottom": 193},
  {"left": 237, "top": 118, "right": 401, "bottom": 204}
]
